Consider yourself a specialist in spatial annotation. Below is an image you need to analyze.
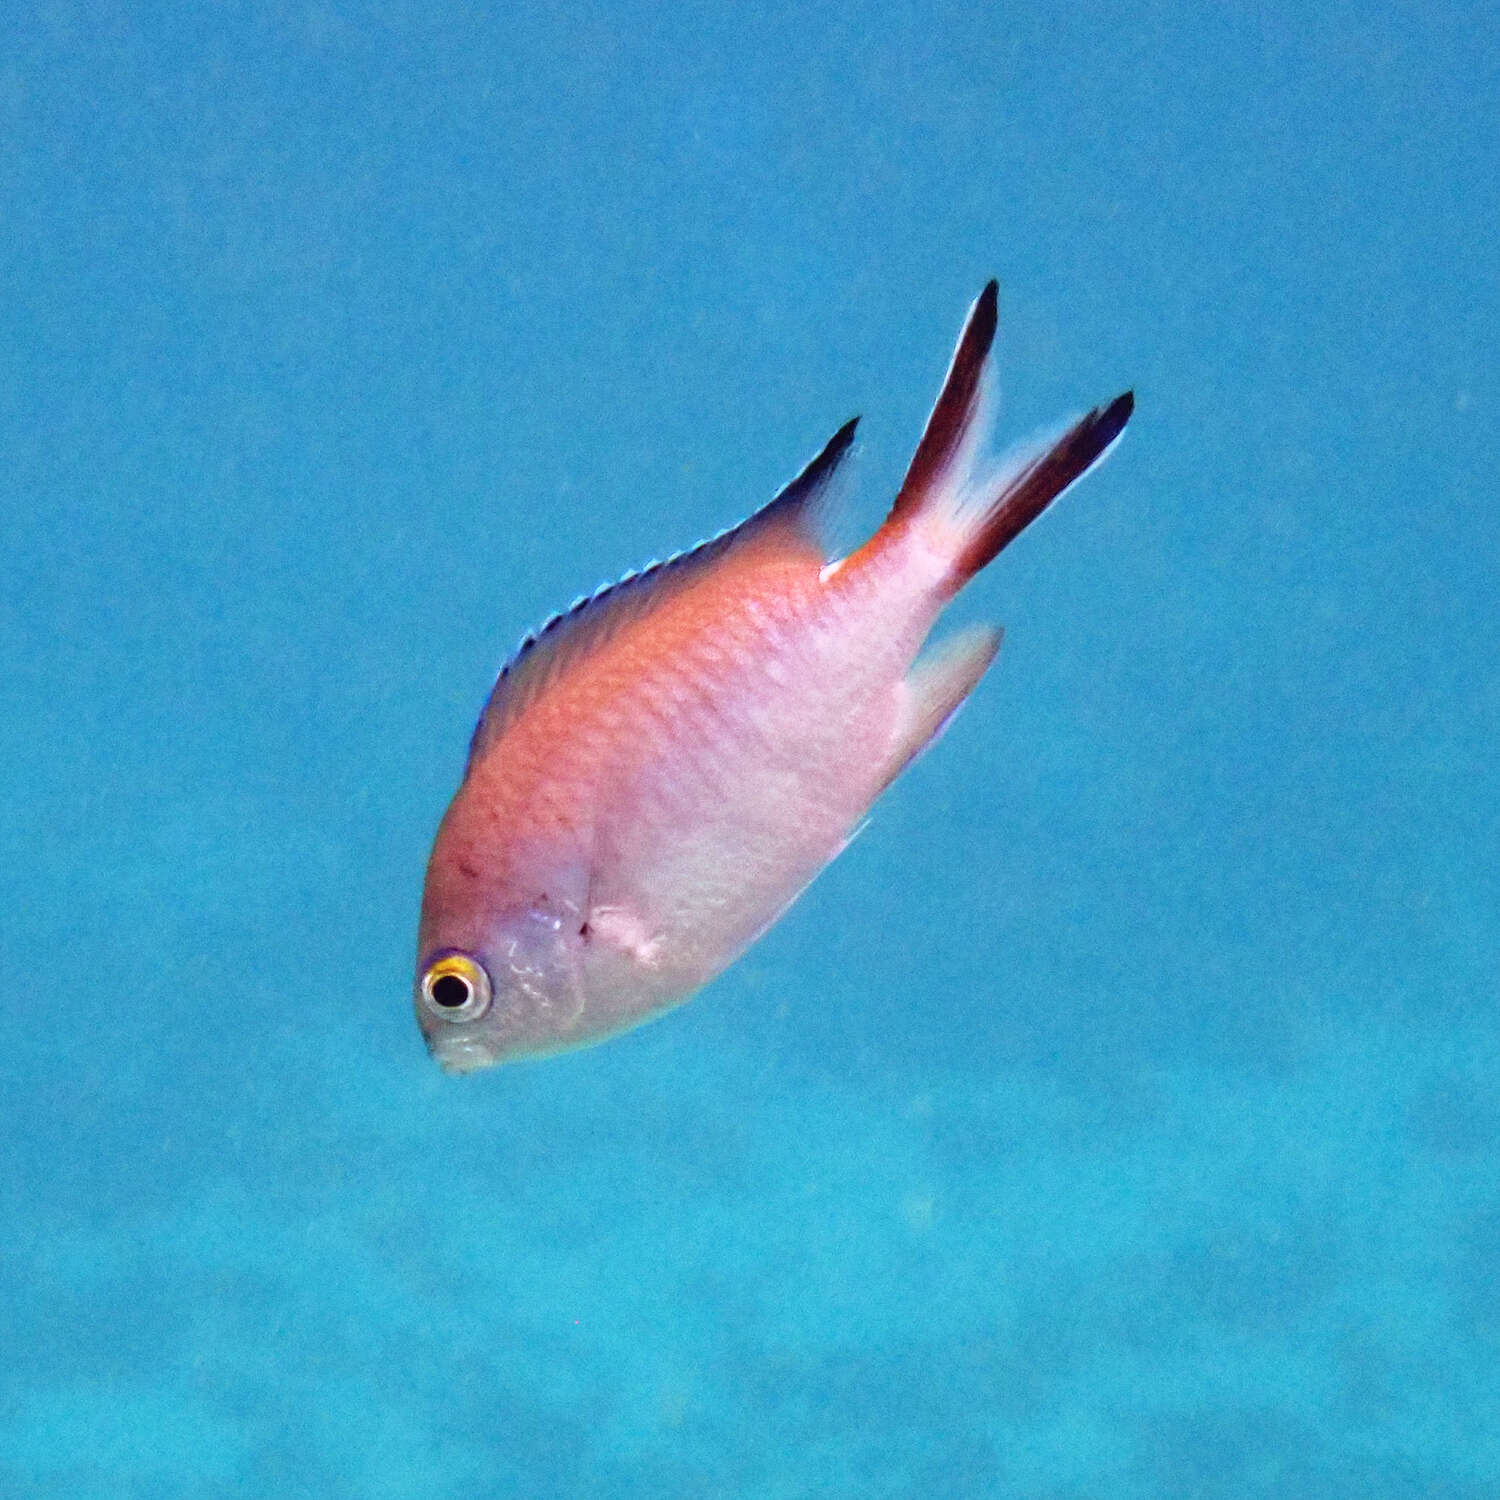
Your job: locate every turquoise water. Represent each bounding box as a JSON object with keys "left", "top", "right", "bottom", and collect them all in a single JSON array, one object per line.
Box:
[{"left": 3, "top": 2, "right": 1497, "bottom": 1494}]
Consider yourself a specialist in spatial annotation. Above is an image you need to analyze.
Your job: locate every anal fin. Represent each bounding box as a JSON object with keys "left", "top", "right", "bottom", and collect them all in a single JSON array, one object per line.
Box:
[{"left": 882, "top": 624, "right": 1003, "bottom": 790}]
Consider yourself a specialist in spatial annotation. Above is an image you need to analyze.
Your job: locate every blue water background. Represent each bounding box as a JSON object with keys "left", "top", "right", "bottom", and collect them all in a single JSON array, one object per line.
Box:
[{"left": 3, "top": 2, "right": 1497, "bottom": 1494}]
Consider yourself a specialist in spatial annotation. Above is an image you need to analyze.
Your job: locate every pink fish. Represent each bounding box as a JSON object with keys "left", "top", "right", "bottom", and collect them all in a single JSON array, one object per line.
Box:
[{"left": 415, "top": 283, "right": 1131, "bottom": 1072}]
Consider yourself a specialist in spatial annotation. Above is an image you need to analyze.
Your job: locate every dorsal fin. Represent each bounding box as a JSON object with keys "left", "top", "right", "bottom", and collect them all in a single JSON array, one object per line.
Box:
[
  {"left": 464, "top": 416, "right": 859, "bottom": 775},
  {"left": 887, "top": 280, "right": 998, "bottom": 524}
]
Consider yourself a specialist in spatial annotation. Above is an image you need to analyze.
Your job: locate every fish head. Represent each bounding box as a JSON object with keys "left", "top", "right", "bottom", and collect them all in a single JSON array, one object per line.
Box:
[{"left": 413, "top": 898, "right": 587, "bottom": 1073}]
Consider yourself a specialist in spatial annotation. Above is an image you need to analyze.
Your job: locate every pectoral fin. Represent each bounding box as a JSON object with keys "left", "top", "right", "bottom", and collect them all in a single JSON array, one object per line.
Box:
[{"left": 882, "top": 624, "right": 1003, "bottom": 790}]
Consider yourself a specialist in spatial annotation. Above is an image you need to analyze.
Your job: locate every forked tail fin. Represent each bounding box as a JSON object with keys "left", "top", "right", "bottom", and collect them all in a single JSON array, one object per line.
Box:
[{"left": 889, "top": 281, "right": 1132, "bottom": 593}]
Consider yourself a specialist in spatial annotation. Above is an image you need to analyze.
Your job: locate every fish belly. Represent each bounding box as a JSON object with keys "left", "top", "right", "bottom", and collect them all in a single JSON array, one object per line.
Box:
[{"left": 583, "top": 604, "right": 914, "bottom": 1001}]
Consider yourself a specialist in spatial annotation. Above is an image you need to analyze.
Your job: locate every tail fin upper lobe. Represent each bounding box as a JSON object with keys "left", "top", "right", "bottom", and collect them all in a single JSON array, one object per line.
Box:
[{"left": 890, "top": 281, "right": 1133, "bottom": 593}]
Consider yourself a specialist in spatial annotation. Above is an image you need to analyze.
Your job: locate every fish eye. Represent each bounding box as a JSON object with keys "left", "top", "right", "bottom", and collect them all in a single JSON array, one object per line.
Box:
[{"left": 419, "top": 952, "right": 493, "bottom": 1022}]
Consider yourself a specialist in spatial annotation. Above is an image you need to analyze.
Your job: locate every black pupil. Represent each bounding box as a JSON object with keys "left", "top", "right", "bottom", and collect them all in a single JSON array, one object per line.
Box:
[{"left": 431, "top": 974, "right": 472, "bottom": 1009}]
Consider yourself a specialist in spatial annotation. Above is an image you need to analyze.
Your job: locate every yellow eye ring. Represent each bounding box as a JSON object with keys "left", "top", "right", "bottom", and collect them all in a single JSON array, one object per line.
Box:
[{"left": 418, "top": 951, "right": 493, "bottom": 1022}]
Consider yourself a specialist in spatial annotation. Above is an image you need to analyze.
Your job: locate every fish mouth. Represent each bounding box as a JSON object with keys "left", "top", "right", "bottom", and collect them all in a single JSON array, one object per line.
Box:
[{"left": 430, "top": 1034, "right": 500, "bottom": 1075}]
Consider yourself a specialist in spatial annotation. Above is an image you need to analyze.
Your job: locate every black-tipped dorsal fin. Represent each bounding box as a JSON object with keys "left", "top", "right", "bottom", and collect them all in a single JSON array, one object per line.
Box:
[
  {"left": 888, "top": 281, "right": 999, "bottom": 524},
  {"left": 464, "top": 417, "right": 859, "bottom": 775}
]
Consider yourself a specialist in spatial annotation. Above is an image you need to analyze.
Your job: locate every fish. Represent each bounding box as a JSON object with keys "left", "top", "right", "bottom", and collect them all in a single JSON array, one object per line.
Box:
[{"left": 414, "top": 282, "right": 1131, "bottom": 1072}]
